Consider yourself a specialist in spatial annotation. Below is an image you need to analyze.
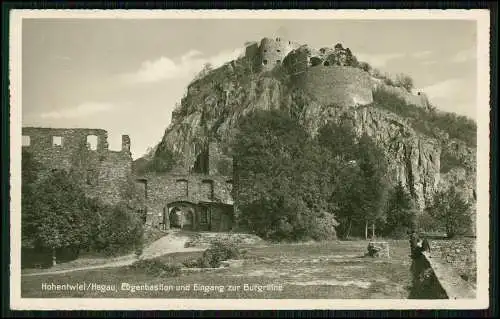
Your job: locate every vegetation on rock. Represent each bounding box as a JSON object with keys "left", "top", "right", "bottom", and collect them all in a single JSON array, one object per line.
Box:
[{"left": 372, "top": 87, "right": 476, "bottom": 148}]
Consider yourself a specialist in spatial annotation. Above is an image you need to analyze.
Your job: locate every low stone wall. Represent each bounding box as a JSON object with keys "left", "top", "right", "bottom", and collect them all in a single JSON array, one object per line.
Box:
[
  {"left": 409, "top": 239, "right": 476, "bottom": 299},
  {"left": 409, "top": 254, "right": 448, "bottom": 299},
  {"left": 429, "top": 238, "right": 477, "bottom": 284}
]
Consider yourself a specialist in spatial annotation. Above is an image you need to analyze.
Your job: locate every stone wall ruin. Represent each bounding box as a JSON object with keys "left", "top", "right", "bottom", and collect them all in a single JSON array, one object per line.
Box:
[{"left": 22, "top": 127, "right": 133, "bottom": 206}]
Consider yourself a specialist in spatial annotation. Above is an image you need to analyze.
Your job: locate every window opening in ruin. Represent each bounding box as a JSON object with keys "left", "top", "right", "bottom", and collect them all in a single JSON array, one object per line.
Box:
[
  {"left": 137, "top": 179, "right": 148, "bottom": 199},
  {"left": 22, "top": 135, "right": 30, "bottom": 146},
  {"left": 87, "top": 135, "right": 98, "bottom": 151},
  {"left": 52, "top": 136, "right": 63, "bottom": 147},
  {"left": 277, "top": 49, "right": 281, "bottom": 52},
  {"left": 193, "top": 149, "right": 209, "bottom": 174},
  {"left": 276, "top": 60, "right": 281, "bottom": 64},
  {"left": 310, "top": 57, "right": 322, "bottom": 67},
  {"left": 263, "top": 59, "right": 268, "bottom": 65},
  {"left": 176, "top": 179, "right": 188, "bottom": 198},
  {"left": 200, "top": 206, "right": 209, "bottom": 224},
  {"left": 201, "top": 180, "right": 214, "bottom": 200},
  {"left": 263, "top": 50, "right": 267, "bottom": 53}
]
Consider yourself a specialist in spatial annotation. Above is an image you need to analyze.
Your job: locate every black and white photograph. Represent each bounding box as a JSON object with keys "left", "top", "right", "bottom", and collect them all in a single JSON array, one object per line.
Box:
[{"left": 9, "top": 9, "right": 490, "bottom": 310}]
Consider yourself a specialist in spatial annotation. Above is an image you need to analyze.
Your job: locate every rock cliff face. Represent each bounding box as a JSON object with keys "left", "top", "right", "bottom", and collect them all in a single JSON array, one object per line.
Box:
[{"left": 153, "top": 39, "right": 476, "bottom": 221}]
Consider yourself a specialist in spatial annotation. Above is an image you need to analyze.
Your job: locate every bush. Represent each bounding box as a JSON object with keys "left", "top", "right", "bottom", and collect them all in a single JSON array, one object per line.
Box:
[
  {"left": 417, "top": 211, "right": 440, "bottom": 233},
  {"left": 90, "top": 202, "right": 144, "bottom": 256},
  {"left": 185, "top": 239, "right": 241, "bottom": 268},
  {"left": 182, "top": 257, "right": 202, "bottom": 268},
  {"left": 129, "top": 259, "right": 181, "bottom": 277},
  {"left": 394, "top": 73, "right": 414, "bottom": 92},
  {"left": 359, "top": 61, "right": 372, "bottom": 73},
  {"left": 306, "top": 213, "right": 338, "bottom": 241},
  {"left": 383, "top": 77, "right": 394, "bottom": 86}
]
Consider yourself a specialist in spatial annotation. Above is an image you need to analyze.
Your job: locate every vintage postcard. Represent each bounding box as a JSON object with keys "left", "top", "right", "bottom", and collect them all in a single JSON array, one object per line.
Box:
[{"left": 9, "top": 9, "right": 490, "bottom": 310}]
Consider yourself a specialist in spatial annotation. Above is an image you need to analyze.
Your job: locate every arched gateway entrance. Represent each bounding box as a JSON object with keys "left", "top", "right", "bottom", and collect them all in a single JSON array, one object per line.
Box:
[{"left": 163, "top": 201, "right": 196, "bottom": 230}]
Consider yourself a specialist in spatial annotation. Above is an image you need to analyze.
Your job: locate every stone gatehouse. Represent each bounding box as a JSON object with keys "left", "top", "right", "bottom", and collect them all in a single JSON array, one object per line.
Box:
[
  {"left": 134, "top": 141, "right": 236, "bottom": 232},
  {"left": 135, "top": 173, "right": 234, "bottom": 231}
]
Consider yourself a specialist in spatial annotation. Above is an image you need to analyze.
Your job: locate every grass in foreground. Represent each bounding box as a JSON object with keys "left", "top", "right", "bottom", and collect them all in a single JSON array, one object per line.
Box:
[{"left": 21, "top": 240, "right": 411, "bottom": 299}]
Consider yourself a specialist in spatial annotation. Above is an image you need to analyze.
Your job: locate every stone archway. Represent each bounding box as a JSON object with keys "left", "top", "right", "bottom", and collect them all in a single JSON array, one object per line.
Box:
[{"left": 167, "top": 202, "right": 196, "bottom": 230}]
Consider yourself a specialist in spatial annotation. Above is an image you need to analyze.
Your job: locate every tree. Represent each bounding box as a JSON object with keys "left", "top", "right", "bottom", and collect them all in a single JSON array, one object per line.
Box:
[
  {"left": 427, "top": 187, "right": 472, "bottom": 238},
  {"left": 90, "top": 201, "right": 144, "bottom": 256},
  {"left": 359, "top": 62, "right": 372, "bottom": 73},
  {"left": 371, "top": 68, "right": 383, "bottom": 78},
  {"left": 136, "top": 143, "right": 178, "bottom": 174},
  {"left": 317, "top": 119, "right": 358, "bottom": 163},
  {"left": 232, "top": 109, "right": 337, "bottom": 241},
  {"left": 317, "top": 122, "right": 389, "bottom": 239},
  {"left": 356, "top": 133, "right": 390, "bottom": 239},
  {"left": 344, "top": 48, "right": 359, "bottom": 67},
  {"left": 383, "top": 182, "right": 418, "bottom": 238},
  {"left": 194, "top": 63, "right": 213, "bottom": 81},
  {"left": 395, "top": 73, "right": 414, "bottom": 92},
  {"left": 21, "top": 169, "right": 95, "bottom": 265}
]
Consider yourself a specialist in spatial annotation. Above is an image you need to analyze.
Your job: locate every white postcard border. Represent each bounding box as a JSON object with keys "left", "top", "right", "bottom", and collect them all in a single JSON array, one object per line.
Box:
[{"left": 9, "top": 9, "right": 491, "bottom": 310}]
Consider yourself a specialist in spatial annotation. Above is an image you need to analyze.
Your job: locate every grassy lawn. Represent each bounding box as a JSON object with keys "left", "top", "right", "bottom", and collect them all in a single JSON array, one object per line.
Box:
[{"left": 21, "top": 240, "right": 412, "bottom": 299}]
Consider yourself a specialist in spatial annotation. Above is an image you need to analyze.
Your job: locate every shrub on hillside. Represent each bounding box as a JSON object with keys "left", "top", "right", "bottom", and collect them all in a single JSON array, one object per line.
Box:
[
  {"left": 372, "top": 88, "right": 476, "bottom": 148},
  {"left": 440, "top": 148, "right": 465, "bottom": 173},
  {"left": 140, "top": 144, "right": 178, "bottom": 174},
  {"left": 359, "top": 61, "right": 372, "bottom": 73},
  {"left": 394, "top": 73, "right": 414, "bottom": 92},
  {"left": 129, "top": 259, "right": 181, "bottom": 277}
]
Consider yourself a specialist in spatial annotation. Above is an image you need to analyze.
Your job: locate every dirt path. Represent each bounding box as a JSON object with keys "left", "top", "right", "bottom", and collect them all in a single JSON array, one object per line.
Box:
[{"left": 22, "top": 230, "right": 204, "bottom": 277}]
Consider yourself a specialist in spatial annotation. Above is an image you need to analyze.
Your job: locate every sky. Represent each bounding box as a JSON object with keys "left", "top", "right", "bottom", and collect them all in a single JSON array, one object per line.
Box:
[{"left": 22, "top": 18, "right": 478, "bottom": 159}]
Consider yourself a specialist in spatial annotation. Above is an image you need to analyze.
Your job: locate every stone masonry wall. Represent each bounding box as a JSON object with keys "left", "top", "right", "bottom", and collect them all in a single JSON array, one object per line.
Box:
[
  {"left": 429, "top": 239, "right": 477, "bottom": 284},
  {"left": 258, "top": 37, "right": 300, "bottom": 71},
  {"left": 22, "top": 127, "right": 132, "bottom": 206},
  {"left": 294, "top": 65, "right": 374, "bottom": 107},
  {"left": 138, "top": 172, "right": 233, "bottom": 227},
  {"left": 409, "top": 240, "right": 476, "bottom": 299}
]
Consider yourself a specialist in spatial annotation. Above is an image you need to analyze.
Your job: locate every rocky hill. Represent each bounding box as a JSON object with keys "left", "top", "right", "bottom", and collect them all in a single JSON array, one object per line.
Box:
[{"left": 148, "top": 37, "right": 477, "bottom": 229}]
